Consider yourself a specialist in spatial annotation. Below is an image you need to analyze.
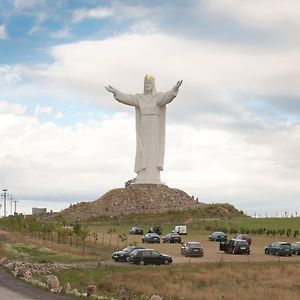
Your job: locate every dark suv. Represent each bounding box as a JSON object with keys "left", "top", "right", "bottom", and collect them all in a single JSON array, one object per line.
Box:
[
  {"left": 129, "top": 227, "right": 143, "bottom": 235},
  {"left": 148, "top": 226, "right": 163, "bottom": 235},
  {"left": 220, "top": 239, "right": 250, "bottom": 255},
  {"left": 142, "top": 233, "right": 160, "bottom": 243},
  {"left": 129, "top": 249, "right": 172, "bottom": 265},
  {"left": 265, "top": 242, "right": 292, "bottom": 256}
]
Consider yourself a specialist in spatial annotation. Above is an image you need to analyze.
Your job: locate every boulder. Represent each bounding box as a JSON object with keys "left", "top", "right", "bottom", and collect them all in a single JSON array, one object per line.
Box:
[
  {"left": 62, "top": 282, "right": 71, "bottom": 294},
  {"left": 46, "top": 274, "right": 60, "bottom": 290},
  {"left": 87, "top": 285, "right": 97, "bottom": 297}
]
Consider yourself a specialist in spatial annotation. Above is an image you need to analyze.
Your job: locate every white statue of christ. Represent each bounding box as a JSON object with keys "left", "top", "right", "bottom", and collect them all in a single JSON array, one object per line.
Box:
[{"left": 105, "top": 75, "right": 182, "bottom": 184}]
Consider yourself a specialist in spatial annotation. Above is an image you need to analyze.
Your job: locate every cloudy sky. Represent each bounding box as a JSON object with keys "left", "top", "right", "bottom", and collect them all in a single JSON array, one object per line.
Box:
[{"left": 0, "top": 0, "right": 299, "bottom": 216}]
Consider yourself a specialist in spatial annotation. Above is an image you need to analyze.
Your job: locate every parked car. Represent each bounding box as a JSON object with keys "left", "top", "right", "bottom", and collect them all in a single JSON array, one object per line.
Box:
[
  {"left": 291, "top": 242, "right": 300, "bottom": 255},
  {"left": 162, "top": 233, "right": 181, "bottom": 243},
  {"left": 220, "top": 239, "right": 250, "bottom": 254},
  {"left": 112, "top": 246, "right": 145, "bottom": 262},
  {"left": 209, "top": 231, "right": 227, "bottom": 242},
  {"left": 129, "top": 227, "right": 143, "bottom": 235},
  {"left": 181, "top": 242, "right": 204, "bottom": 257},
  {"left": 129, "top": 248, "right": 172, "bottom": 265},
  {"left": 173, "top": 225, "right": 187, "bottom": 235},
  {"left": 234, "top": 234, "right": 252, "bottom": 245},
  {"left": 265, "top": 242, "right": 292, "bottom": 256},
  {"left": 142, "top": 233, "right": 161, "bottom": 243},
  {"left": 148, "top": 226, "right": 163, "bottom": 235}
]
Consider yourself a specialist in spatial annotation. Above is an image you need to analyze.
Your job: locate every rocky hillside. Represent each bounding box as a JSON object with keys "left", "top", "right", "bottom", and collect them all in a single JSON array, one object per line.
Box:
[{"left": 58, "top": 184, "right": 206, "bottom": 222}]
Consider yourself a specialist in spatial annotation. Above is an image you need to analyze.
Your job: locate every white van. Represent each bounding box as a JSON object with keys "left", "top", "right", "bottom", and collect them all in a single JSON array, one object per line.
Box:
[{"left": 173, "top": 225, "right": 187, "bottom": 235}]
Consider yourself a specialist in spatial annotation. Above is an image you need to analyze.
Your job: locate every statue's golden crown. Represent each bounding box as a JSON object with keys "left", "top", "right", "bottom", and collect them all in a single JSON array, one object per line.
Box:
[{"left": 144, "top": 74, "right": 155, "bottom": 81}]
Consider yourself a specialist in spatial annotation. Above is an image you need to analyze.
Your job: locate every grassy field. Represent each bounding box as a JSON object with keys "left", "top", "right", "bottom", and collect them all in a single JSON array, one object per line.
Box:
[
  {"left": 1, "top": 215, "right": 300, "bottom": 300},
  {"left": 52, "top": 261, "right": 300, "bottom": 300}
]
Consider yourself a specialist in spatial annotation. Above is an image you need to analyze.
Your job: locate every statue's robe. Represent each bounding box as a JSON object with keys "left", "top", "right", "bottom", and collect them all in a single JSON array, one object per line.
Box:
[{"left": 113, "top": 87, "right": 179, "bottom": 184}]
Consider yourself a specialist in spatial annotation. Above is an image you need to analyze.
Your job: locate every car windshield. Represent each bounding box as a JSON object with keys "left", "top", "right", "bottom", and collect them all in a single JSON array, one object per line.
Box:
[
  {"left": 122, "top": 247, "right": 134, "bottom": 253},
  {"left": 149, "top": 233, "right": 158, "bottom": 237},
  {"left": 237, "top": 241, "right": 248, "bottom": 246},
  {"left": 188, "top": 243, "right": 201, "bottom": 248}
]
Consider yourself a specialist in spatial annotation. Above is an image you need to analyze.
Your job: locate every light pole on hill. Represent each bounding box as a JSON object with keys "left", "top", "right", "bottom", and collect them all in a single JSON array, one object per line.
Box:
[{"left": 1, "top": 189, "right": 8, "bottom": 217}]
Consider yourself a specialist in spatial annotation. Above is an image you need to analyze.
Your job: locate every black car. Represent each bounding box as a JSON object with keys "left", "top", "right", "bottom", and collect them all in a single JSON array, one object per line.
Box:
[
  {"left": 129, "top": 227, "right": 144, "bottom": 235},
  {"left": 129, "top": 249, "right": 172, "bottom": 265},
  {"left": 220, "top": 239, "right": 250, "bottom": 255},
  {"left": 162, "top": 233, "right": 182, "bottom": 243},
  {"left": 142, "top": 233, "right": 160, "bottom": 243},
  {"left": 112, "top": 246, "right": 145, "bottom": 262},
  {"left": 291, "top": 242, "right": 300, "bottom": 255},
  {"left": 148, "top": 226, "right": 163, "bottom": 235},
  {"left": 265, "top": 242, "right": 292, "bottom": 256},
  {"left": 181, "top": 242, "right": 204, "bottom": 257},
  {"left": 209, "top": 231, "right": 227, "bottom": 242}
]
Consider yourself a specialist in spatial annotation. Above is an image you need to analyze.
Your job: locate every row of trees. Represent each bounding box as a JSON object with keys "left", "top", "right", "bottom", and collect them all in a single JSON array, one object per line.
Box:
[
  {"left": 204, "top": 224, "right": 300, "bottom": 237},
  {"left": 0, "top": 214, "right": 129, "bottom": 252},
  {"left": 0, "top": 215, "right": 90, "bottom": 252}
]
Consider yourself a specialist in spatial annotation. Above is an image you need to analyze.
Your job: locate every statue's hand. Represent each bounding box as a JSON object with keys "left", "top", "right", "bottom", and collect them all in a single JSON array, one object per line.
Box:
[
  {"left": 175, "top": 80, "right": 183, "bottom": 89},
  {"left": 105, "top": 85, "right": 116, "bottom": 93}
]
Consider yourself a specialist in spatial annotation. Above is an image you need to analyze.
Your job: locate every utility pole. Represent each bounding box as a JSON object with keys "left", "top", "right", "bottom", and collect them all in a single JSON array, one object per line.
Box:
[
  {"left": 13, "top": 200, "right": 18, "bottom": 215},
  {"left": 1, "top": 189, "right": 7, "bottom": 217},
  {"left": 10, "top": 194, "right": 13, "bottom": 215}
]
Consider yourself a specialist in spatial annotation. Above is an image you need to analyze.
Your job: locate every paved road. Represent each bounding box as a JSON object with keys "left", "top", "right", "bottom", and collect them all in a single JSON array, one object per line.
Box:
[{"left": 0, "top": 267, "right": 77, "bottom": 300}]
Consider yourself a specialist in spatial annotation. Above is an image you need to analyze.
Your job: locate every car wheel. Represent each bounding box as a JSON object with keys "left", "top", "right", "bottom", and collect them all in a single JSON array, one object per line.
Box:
[
  {"left": 296, "top": 250, "right": 299, "bottom": 255},
  {"left": 185, "top": 252, "right": 188, "bottom": 257},
  {"left": 275, "top": 251, "right": 280, "bottom": 256},
  {"left": 265, "top": 249, "right": 269, "bottom": 254},
  {"left": 139, "top": 260, "right": 145, "bottom": 265},
  {"left": 164, "top": 259, "right": 170, "bottom": 265}
]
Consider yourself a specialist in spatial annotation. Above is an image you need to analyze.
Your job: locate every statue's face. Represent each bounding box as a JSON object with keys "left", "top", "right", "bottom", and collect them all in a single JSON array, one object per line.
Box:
[{"left": 144, "top": 82, "right": 153, "bottom": 93}]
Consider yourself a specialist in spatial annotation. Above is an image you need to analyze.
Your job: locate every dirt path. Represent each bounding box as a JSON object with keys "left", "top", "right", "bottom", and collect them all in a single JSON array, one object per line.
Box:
[{"left": 0, "top": 267, "right": 77, "bottom": 300}]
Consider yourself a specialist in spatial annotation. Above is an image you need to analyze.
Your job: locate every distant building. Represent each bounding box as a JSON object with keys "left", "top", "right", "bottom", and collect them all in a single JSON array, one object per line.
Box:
[{"left": 32, "top": 207, "right": 47, "bottom": 215}]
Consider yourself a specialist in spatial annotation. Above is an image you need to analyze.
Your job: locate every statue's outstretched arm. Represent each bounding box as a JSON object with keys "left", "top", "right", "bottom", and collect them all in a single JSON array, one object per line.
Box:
[
  {"left": 105, "top": 85, "right": 138, "bottom": 106},
  {"left": 105, "top": 85, "right": 116, "bottom": 94},
  {"left": 158, "top": 80, "right": 183, "bottom": 106}
]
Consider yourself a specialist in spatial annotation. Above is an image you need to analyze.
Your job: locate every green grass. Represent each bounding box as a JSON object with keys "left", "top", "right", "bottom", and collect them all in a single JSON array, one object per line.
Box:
[{"left": 5, "top": 242, "right": 97, "bottom": 264}]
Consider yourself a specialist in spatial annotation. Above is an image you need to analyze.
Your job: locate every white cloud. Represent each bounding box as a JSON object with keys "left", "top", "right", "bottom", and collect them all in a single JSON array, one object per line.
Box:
[
  {"left": 50, "top": 27, "right": 71, "bottom": 39},
  {"left": 204, "top": 0, "right": 300, "bottom": 40},
  {"left": 55, "top": 111, "right": 64, "bottom": 119},
  {"left": 30, "top": 33, "right": 300, "bottom": 115},
  {"left": 72, "top": 7, "right": 113, "bottom": 22},
  {"left": 0, "top": 25, "right": 8, "bottom": 39},
  {"left": 12, "top": 0, "right": 45, "bottom": 10},
  {"left": 34, "top": 105, "right": 53, "bottom": 116},
  {"left": 0, "top": 100, "right": 26, "bottom": 115}
]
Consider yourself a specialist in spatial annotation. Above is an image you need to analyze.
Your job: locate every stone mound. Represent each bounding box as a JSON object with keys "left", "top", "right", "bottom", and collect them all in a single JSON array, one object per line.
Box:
[{"left": 60, "top": 184, "right": 206, "bottom": 221}]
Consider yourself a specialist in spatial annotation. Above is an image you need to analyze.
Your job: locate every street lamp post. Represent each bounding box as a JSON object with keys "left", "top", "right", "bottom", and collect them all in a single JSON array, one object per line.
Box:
[
  {"left": 13, "top": 200, "right": 18, "bottom": 215},
  {"left": 1, "top": 189, "right": 7, "bottom": 217},
  {"left": 10, "top": 194, "right": 13, "bottom": 215}
]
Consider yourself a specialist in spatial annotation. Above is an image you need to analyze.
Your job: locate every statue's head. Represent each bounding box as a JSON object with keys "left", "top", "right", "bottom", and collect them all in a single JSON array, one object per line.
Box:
[{"left": 144, "top": 74, "right": 156, "bottom": 94}]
